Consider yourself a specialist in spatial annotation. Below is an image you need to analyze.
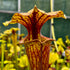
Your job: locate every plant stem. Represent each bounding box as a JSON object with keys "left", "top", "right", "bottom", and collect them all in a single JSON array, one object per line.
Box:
[
  {"left": 55, "top": 62, "right": 59, "bottom": 70},
  {"left": 1, "top": 44, "right": 5, "bottom": 70},
  {"left": 20, "top": 45, "right": 22, "bottom": 57},
  {"left": 67, "top": 62, "right": 70, "bottom": 68},
  {"left": 14, "top": 44, "right": 18, "bottom": 70},
  {"left": 50, "top": 0, "right": 59, "bottom": 52},
  {"left": 12, "top": 33, "right": 18, "bottom": 70}
]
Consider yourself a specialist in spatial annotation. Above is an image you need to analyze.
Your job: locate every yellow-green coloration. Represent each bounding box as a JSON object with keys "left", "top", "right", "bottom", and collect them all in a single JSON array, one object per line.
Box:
[
  {"left": 11, "top": 28, "right": 19, "bottom": 70},
  {"left": 49, "top": 52, "right": 59, "bottom": 64},
  {"left": 0, "top": 40, "right": 6, "bottom": 70},
  {"left": 61, "top": 66, "right": 69, "bottom": 70}
]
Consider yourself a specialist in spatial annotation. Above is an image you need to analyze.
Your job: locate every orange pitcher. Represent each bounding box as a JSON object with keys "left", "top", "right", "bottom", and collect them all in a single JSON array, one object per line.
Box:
[{"left": 5, "top": 6, "right": 66, "bottom": 70}]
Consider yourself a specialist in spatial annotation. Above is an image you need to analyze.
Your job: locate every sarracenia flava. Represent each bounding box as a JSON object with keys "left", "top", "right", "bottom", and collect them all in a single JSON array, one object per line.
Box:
[{"left": 3, "top": 6, "right": 66, "bottom": 70}]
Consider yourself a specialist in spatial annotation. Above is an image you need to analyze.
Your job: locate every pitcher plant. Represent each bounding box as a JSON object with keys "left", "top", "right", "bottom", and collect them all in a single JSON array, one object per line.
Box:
[{"left": 3, "top": 6, "right": 66, "bottom": 70}]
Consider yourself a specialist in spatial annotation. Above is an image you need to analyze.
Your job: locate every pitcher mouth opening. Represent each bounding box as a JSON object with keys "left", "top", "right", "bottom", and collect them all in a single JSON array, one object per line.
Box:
[{"left": 19, "top": 35, "right": 54, "bottom": 45}]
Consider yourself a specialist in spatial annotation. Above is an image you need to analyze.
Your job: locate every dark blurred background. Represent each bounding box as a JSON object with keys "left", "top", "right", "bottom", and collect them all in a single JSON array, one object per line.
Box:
[{"left": 0, "top": 0, "right": 70, "bottom": 40}]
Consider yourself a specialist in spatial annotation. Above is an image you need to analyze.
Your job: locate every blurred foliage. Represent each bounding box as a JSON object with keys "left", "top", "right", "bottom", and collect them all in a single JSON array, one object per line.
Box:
[
  {"left": 49, "top": 35, "right": 70, "bottom": 70},
  {"left": 0, "top": 27, "right": 30, "bottom": 70}
]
